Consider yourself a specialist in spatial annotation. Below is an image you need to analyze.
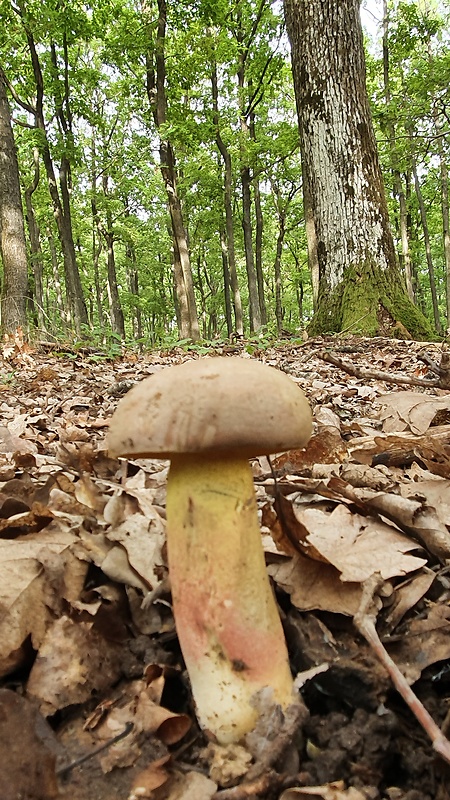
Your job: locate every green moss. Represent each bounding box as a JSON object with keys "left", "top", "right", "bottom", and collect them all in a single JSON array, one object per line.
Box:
[{"left": 308, "top": 260, "right": 437, "bottom": 341}]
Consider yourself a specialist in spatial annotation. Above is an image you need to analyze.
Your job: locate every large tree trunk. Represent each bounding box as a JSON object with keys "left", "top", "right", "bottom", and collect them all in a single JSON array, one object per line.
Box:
[
  {"left": 0, "top": 68, "right": 29, "bottom": 334},
  {"left": 284, "top": 0, "right": 433, "bottom": 339}
]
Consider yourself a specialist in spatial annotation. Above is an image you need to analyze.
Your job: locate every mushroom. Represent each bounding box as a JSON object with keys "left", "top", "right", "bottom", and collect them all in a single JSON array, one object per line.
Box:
[{"left": 106, "top": 357, "right": 312, "bottom": 744}]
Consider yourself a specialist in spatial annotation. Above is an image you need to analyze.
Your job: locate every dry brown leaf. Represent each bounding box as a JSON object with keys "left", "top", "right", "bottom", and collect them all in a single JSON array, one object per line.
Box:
[
  {"left": 129, "top": 754, "right": 172, "bottom": 799},
  {"left": 27, "top": 615, "right": 124, "bottom": 715},
  {"left": 377, "top": 391, "right": 450, "bottom": 434},
  {"left": 387, "top": 604, "right": 450, "bottom": 684},
  {"left": 280, "top": 781, "right": 366, "bottom": 800},
  {"left": 383, "top": 570, "right": 435, "bottom": 633},
  {"left": 97, "top": 679, "right": 191, "bottom": 773},
  {"left": 0, "top": 524, "right": 84, "bottom": 677},
  {"left": 293, "top": 504, "right": 426, "bottom": 582},
  {"left": 107, "top": 511, "right": 165, "bottom": 590},
  {"left": 268, "top": 553, "right": 363, "bottom": 616}
]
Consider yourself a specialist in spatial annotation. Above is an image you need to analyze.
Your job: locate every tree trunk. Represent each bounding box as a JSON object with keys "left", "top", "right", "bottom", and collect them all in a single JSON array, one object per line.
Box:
[
  {"left": 249, "top": 114, "right": 267, "bottom": 326},
  {"left": 19, "top": 20, "right": 87, "bottom": 335},
  {"left": 432, "top": 116, "right": 450, "bottom": 329},
  {"left": 382, "top": 1, "right": 414, "bottom": 301},
  {"left": 411, "top": 148, "right": 442, "bottom": 334},
  {"left": 284, "top": 0, "right": 433, "bottom": 339},
  {"left": 210, "top": 58, "right": 244, "bottom": 335},
  {"left": 0, "top": 68, "right": 29, "bottom": 334},
  {"left": 302, "top": 158, "right": 319, "bottom": 309},
  {"left": 220, "top": 229, "right": 233, "bottom": 337},
  {"left": 47, "top": 226, "right": 66, "bottom": 331},
  {"left": 144, "top": 0, "right": 199, "bottom": 341},
  {"left": 238, "top": 50, "right": 261, "bottom": 333},
  {"left": 24, "top": 146, "right": 46, "bottom": 332},
  {"left": 102, "top": 175, "right": 125, "bottom": 339}
]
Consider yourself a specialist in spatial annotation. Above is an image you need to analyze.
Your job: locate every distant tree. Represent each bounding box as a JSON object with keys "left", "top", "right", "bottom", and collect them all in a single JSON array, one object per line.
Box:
[
  {"left": 284, "top": 0, "right": 433, "bottom": 338},
  {"left": 0, "top": 67, "right": 28, "bottom": 335}
]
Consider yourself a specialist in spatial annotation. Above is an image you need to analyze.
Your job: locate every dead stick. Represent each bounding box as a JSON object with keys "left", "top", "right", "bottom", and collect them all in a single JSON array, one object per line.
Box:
[{"left": 354, "top": 577, "right": 450, "bottom": 765}]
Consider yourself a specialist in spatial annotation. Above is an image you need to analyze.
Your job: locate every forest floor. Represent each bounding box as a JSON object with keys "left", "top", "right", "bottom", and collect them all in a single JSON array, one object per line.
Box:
[{"left": 0, "top": 333, "right": 450, "bottom": 800}]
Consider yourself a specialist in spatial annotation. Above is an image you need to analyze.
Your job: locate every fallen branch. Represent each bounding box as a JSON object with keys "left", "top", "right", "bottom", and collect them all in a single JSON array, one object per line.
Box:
[
  {"left": 354, "top": 575, "right": 450, "bottom": 766},
  {"left": 318, "top": 350, "right": 450, "bottom": 389}
]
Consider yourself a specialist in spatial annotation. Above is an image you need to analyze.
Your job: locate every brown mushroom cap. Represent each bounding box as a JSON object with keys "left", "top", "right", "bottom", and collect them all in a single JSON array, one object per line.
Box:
[{"left": 106, "top": 357, "right": 312, "bottom": 459}]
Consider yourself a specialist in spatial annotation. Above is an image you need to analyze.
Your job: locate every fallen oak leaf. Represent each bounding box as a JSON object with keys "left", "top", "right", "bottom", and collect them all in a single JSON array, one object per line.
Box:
[
  {"left": 292, "top": 504, "right": 427, "bottom": 583},
  {"left": 328, "top": 477, "right": 450, "bottom": 562}
]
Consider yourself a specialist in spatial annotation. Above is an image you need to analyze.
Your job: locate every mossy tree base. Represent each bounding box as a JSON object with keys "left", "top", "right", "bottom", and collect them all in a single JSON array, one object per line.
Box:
[{"left": 308, "top": 261, "right": 436, "bottom": 341}]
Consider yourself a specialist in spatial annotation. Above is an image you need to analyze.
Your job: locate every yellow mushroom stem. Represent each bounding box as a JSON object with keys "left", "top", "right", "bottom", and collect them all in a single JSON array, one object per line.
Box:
[{"left": 166, "top": 453, "right": 295, "bottom": 744}]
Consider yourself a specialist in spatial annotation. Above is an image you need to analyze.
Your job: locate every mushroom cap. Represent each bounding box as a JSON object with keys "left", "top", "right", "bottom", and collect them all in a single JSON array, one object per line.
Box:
[{"left": 106, "top": 357, "right": 312, "bottom": 459}]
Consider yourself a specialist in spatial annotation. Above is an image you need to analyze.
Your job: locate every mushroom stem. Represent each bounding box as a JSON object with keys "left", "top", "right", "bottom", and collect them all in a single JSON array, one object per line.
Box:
[{"left": 166, "top": 453, "right": 294, "bottom": 744}]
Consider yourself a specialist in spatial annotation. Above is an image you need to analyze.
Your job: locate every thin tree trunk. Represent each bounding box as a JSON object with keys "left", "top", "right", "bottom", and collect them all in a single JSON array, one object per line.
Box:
[
  {"left": 382, "top": 1, "right": 413, "bottom": 300},
  {"left": 220, "top": 229, "right": 233, "bottom": 337},
  {"left": 273, "top": 216, "right": 285, "bottom": 335},
  {"left": 411, "top": 149, "right": 442, "bottom": 334},
  {"left": 24, "top": 147, "right": 45, "bottom": 332},
  {"left": 238, "top": 76, "right": 261, "bottom": 332},
  {"left": 432, "top": 113, "right": 450, "bottom": 328},
  {"left": 0, "top": 67, "right": 29, "bottom": 334},
  {"left": 210, "top": 58, "right": 243, "bottom": 335},
  {"left": 249, "top": 113, "right": 267, "bottom": 326},
  {"left": 102, "top": 176, "right": 125, "bottom": 339},
  {"left": 126, "top": 242, "right": 142, "bottom": 341},
  {"left": 18, "top": 18, "right": 87, "bottom": 334},
  {"left": 144, "top": 0, "right": 199, "bottom": 341},
  {"left": 47, "top": 226, "right": 66, "bottom": 330}
]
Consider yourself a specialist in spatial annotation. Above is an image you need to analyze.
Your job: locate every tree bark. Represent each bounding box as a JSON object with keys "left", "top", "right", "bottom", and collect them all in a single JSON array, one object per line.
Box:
[
  {"left": 24, "top": 146, "right": 46, "bottom": 332},
  {"left": 144, "top": 0, "right": 199, "bottom": 341},
  {"left": 237, "top": 46, "right": 261, "bottom": 333},
  {"left": 382, "top": 1, "right": 414, "bottom": 301},
  {"left": 17, "top": 15, "right": 88, "bottom": 335},
  {"left": 210, "top": 58, "right": 244, "bottom": 335},
  {"left": 411, "top": 147, "right": 442, "bottom": 334},
  {"left": 249, "top": 113, "right": 267, "bottom": 326},
  {"left": 284, "top": 0, "right": 433, "bottom": 339},
  {"left": 0, "top": 67, "right": 29, "bottom": 334}
]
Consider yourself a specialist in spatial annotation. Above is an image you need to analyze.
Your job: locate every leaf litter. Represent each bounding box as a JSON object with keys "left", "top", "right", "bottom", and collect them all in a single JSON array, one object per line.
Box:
[{"left": 0, "top": 335, "right": 449, "bottom": 799}]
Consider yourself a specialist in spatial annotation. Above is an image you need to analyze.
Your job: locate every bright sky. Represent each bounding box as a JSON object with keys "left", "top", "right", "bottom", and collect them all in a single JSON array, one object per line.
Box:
[{"left": 360, "top": 0, "right": 383, "bottom": 40}]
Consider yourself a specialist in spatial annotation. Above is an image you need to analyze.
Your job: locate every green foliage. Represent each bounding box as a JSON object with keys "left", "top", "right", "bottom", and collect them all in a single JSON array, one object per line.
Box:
[{"left": 1, "top": 0, "right": 449, "bottom": 345}]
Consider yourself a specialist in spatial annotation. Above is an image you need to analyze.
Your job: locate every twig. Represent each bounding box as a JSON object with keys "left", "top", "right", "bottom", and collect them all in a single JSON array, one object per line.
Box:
[
  {"left": 56, "top": 722, "right": 134, "bottom": 778},
  {"left": 354, "top": 576, "right": 450, "bottom": 765},
  {"left": 318, "top": 350, "right": 449, "bottom": 388}
]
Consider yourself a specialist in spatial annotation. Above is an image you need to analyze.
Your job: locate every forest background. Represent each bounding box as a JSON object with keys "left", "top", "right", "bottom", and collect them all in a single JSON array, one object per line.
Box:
[{"left": 0, "top": 0, "right": 449, "bottom": 351}]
